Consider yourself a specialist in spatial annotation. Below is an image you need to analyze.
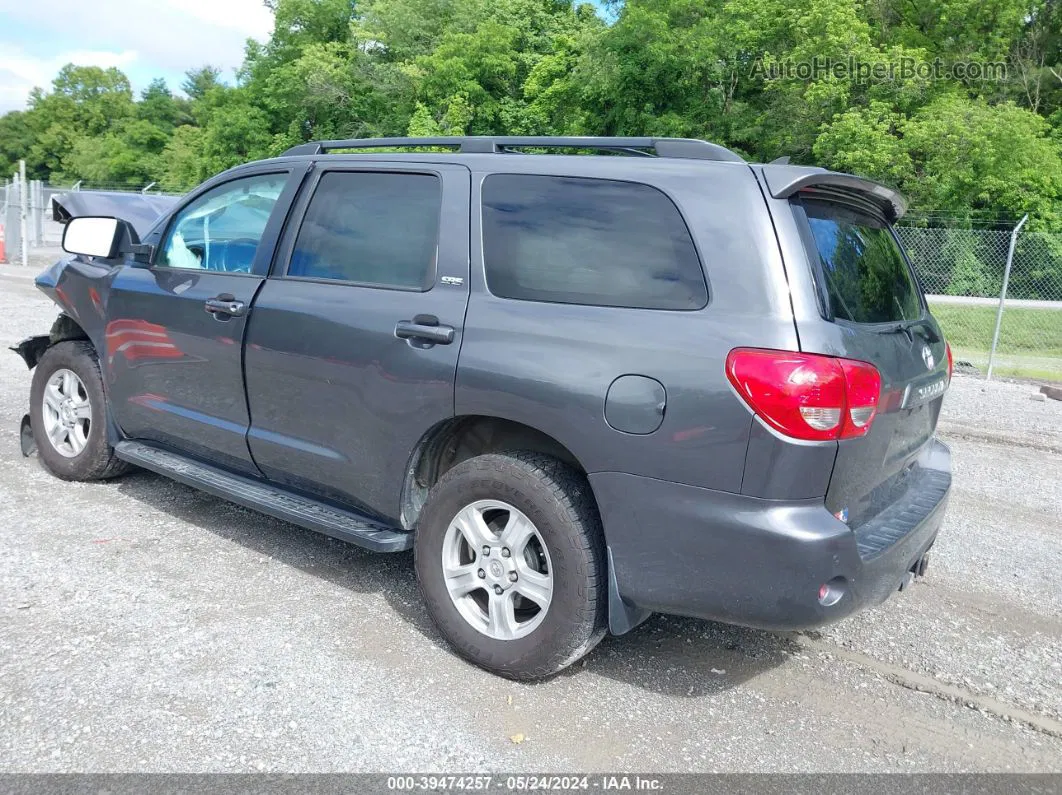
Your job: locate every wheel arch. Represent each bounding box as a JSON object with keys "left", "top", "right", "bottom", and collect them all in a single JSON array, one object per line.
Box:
[
  {"left": 400, "top": 414, "right": 654, "bottom": 638},
  {"left": 399, "top": 415, "right": 595, "bottom": 532}
]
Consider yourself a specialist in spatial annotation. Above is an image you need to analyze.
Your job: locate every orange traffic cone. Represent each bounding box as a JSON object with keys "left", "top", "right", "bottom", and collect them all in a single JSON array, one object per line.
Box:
[{"left": 0, "top": 223, "right": 6, "bottom": 264}]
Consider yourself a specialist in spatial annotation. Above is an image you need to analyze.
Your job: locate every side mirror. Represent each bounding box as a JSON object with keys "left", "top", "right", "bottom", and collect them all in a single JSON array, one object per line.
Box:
[{"left": 62, "top": 216, "right": 149, "bottom": 263}]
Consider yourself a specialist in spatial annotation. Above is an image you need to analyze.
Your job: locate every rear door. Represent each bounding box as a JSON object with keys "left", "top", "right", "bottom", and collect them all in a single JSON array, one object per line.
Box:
[
  {"left": 105, "top": 166, "right": 306, "bottom": 475},
  {"left": 243, "top": 162, "right": 470, "bottom": 521},
  {"left": 786, "top": 192, "right": 949, "bottom": 529}
]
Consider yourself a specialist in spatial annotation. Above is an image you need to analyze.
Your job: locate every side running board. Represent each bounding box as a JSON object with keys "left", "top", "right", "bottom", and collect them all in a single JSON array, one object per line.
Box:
[{"left": 114, "top": 441, "right": 412, "bottom": 553}]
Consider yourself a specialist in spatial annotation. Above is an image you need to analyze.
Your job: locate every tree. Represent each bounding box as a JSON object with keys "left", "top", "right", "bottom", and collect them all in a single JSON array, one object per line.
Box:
[
  {"left": 181, "top": 66, "right": 223, "bottom": 101},
  {"left": 0, "top": 111, "right": 35, "bottom": 179},
  {"left": 20, "top": 65, "right": 136, "bottom": 180},
  {"left": 195, "top": 89, "right": 276, "bottom": 175},
  {"left": 817, "top": 95, "right": 1062, "bottom": 226},
  {"left": 138, "top": 79, "right": 191, "bottom": 131},
  {"left": 61, "top": 121, "right": 165, "bottom": 187},
  {"left": 158, "top": 126, "right": 208, "bottom": 192}
]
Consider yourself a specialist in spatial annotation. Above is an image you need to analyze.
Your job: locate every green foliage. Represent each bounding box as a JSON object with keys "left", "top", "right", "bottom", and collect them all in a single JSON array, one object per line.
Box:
[
  {"left": 138, "top": 79, "right": 191, "bottom": 132},
  {"left": 0, "top": 111, "right": 35, "bottom": 179},
  {"left": 945, "top": 246, "right": 996, "bottom": 297},
  {"left": 181, "top": 67, "right": 223, "bottom": 102},
  {"left": 158, "top": 126, "right": 208, "bottom": 192},
  {"left": 1, "top": 0, "right": 1062, "bottom": 225}
]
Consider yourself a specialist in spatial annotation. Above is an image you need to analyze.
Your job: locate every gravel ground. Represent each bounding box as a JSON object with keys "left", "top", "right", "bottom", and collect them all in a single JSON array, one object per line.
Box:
[
  {"left": 939, "top": 376, "right": 1062, "bottom": 451},
  {"left": 0, "top": 262, "right": 1060, "bottom": 772}
]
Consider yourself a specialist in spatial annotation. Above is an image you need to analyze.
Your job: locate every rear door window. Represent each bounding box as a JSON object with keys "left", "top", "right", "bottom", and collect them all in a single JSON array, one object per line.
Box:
[
  {"left": 481, "top": 174, "right": 707, "bottom": 310},
  {"left": 287, "top": 171, "right": 442, "bottom": 290},
  {"left": 800, "top": 198, "right": 923, "bottom": 324}
]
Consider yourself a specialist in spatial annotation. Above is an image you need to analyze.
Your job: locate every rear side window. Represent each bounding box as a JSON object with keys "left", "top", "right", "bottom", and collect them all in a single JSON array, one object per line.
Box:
[
  {"left": 801, "top": 199, "right": 923, "bottom": 324},
  {"left": 481, "top": 174, "right": 707, "bottom": 310},
  {"left": 287, "top": 171, "right": 441, "bottom": 289}
]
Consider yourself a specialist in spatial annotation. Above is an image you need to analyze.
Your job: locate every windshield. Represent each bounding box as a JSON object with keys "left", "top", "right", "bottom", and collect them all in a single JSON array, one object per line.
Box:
[{"left": 802, "top": 199, "right": 923, "bottom": 324}]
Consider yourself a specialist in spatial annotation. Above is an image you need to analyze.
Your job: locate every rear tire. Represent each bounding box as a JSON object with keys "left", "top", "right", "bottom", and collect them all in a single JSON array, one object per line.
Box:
[
  {"left": 30, "top": 340, "right": 129, "bottom": 481},
  {"left": 415, "top": 452, "right": 607, "bottom": 680}
]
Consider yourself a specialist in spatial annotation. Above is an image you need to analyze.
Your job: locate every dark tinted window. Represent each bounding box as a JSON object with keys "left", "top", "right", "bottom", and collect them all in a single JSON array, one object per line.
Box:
[
  {"left": 481, "top": 174, "right": 707, "bottom": 309},
  {"left": 288, "top": 171, "right": 441, "bottom": 289},
  {"left": 803, "top": 199, "right": 922, "bottom": 324}
]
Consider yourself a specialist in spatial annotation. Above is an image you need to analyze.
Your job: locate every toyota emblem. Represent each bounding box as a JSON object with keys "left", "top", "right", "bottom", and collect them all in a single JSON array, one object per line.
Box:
[{"left": 922, "top": 345, "right": 935, "bottom": 370}]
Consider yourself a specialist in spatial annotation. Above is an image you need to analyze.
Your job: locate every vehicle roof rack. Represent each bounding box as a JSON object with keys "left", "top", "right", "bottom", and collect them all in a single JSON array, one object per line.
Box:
[{"left": 281, "top": 136, "right": 745, "bottom": 163}]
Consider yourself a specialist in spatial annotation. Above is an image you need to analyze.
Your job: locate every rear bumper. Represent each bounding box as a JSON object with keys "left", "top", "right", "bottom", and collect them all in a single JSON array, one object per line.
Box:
[{"left": 591, "top": 438, "right": 950, "bottom": 633}]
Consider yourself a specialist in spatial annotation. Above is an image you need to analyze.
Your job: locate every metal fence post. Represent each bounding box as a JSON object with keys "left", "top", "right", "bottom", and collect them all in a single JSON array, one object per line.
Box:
[
  {"left": 35, "top": 180, "right": 43, "bottom": 245},
  {"left": 18, "top": 161, "right": 28, "bottom": 268},
  {"left": 986, "top": 214, "right": 1028, "bottom": 381},
  {"left": 1, "top": 180, "right": 8, "bottom": 264},
  {"left": 30, "top": 179, "right": 39, "bottom": 247}
]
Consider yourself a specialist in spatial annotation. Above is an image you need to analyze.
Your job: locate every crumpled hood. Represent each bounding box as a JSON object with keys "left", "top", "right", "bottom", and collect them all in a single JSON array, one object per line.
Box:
[{"left": 51, "top": 191, "right": 180, "bottom": 238}]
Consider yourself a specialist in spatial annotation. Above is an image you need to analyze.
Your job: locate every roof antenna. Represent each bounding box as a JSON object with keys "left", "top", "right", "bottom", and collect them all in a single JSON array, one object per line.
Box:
[{"left": 770, "top": 155, "right": 791, "bottom": 164}]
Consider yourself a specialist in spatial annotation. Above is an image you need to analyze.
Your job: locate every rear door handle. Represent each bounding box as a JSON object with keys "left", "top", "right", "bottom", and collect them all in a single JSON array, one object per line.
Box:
[
  {"left": 395, "top": 315, "right": 455, "bottom": 345},
  {"left": 205, "top": 294, "right": 246, "bottom": 319}
]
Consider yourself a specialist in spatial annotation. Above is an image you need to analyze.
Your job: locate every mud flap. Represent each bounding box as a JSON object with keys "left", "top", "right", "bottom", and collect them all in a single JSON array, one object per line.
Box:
[
  {"left": 607, "top": 546, "right": 653, "bottom": 635},
  {"left": 20, "top": 414, "right": 36, "bottom": 457}
]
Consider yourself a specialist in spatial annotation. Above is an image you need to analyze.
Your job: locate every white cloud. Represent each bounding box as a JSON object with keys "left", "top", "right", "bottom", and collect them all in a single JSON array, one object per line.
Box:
[
  {"left": 0, "top": 0, "right": 275, "bottom": 112},
  {"left": 158, "top": 0, "right": 274, "bottom": 38}
]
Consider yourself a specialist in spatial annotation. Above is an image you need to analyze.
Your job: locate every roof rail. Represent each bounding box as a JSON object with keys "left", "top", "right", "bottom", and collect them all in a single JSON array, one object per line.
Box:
[{"left": 281, "top": 136, "right": 745, "bottom": 163}]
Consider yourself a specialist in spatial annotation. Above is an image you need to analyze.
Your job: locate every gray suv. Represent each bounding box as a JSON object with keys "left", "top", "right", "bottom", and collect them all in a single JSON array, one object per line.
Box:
[{"left": 15, "top": 137, "right": 952, "bottom": 679}]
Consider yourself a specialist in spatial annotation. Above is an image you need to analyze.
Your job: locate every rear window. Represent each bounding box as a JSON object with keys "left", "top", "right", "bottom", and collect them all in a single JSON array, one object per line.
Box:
[
  {"left": 481, "top": 174, "right": 707, "bottom": 310},
  {"left": 801, "top": 199, "right": 923, "bottom": 324}
]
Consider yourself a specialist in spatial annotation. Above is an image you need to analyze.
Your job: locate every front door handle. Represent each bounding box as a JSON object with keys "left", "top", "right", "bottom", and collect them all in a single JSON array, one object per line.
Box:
[
  {"left": 395, "top": 315, "right": 455, "bottom": 346},
  {"left": 205, "top": 294, "right": 246, "bottom": 319}
]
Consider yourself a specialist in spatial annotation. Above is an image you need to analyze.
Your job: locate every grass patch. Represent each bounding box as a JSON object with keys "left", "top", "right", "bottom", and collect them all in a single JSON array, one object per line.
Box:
[
  {"left": 929, "top": 304, "right": 1062, "bottom": 355},
  {"left": 928, "top": 302, "right": 1062, "bottom": 380}
]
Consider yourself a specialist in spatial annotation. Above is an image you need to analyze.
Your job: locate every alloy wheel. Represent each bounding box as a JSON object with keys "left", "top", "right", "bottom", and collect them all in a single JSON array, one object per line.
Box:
[
  {"left": 41, "top": 368, "right": 92, "bottom": 458},
  {"left": 441, "top": 499, "right": 554, "bottom": 640}
]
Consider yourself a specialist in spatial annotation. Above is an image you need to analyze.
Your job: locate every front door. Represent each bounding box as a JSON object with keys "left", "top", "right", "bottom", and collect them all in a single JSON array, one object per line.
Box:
[
  {"left": 243, "top": 163, "right": 471, "bottom": 521},
  {"left": 105, "top": 168, "right": 304, "bottom": 475}
]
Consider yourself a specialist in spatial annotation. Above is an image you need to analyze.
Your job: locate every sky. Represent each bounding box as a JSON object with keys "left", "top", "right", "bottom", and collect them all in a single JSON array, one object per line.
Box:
[{"left": 0, "top": 0, "right": 275, "bottom": 113}]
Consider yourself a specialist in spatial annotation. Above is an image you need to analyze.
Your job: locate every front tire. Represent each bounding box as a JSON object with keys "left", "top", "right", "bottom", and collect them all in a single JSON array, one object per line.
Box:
[
  {"left": 415, "top": 452, "right": 607, "bottom": 680},
  {"left": 30, "top": 340, "right": 129, "bottom": 481}
]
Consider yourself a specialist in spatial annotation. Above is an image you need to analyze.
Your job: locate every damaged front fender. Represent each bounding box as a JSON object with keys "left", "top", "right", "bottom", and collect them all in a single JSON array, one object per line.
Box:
[
  {"left": 10, "top": 335, "right": 51, "bottom": 370},
  {"left": 10, "top": 314, "right": 92, "bottom": 370}
]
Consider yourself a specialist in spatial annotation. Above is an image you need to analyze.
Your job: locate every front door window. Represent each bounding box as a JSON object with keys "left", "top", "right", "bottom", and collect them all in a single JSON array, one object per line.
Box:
[{"left": 157, "top": 174, "right": 286, "bottom": 273}]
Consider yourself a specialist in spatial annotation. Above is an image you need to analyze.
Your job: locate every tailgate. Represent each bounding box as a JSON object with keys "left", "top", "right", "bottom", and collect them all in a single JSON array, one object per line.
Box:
[{"left": 787, "top": 191, "right": 950, "bottom": 531}]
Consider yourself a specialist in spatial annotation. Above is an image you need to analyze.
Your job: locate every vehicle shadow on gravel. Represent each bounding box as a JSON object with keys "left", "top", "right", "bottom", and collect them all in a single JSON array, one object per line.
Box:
[
  {"left": 115, "top": 470, "right": 795, "bottom": 698},
  {"left": 571, "top": 616, "right": 798, "bottom": 697}
]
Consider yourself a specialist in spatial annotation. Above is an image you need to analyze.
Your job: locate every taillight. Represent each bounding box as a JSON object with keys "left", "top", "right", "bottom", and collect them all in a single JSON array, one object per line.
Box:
[
  {"left": 726, "top": 348, "right": 881, "bottom": 441},
  {"left": 945, "top": 341, "right": 953, "bottom": 382},
  {"left": 838, "top": 359, "right": 881, "bottom": 438}
]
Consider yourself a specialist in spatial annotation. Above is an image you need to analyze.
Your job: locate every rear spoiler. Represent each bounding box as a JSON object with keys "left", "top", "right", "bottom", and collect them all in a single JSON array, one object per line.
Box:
[{"left": 758, "top": 165, "right": 907, "bottom": 222}]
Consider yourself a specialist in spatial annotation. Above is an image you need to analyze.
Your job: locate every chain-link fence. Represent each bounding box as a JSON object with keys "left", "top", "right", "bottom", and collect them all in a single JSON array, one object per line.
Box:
[
  {"left": 2, "top": 177, "right": 78, "bottom": 265},
  {"left": 2, "top": 176, "right": 178, "bottom": 268},
  {"left": 895, "top": 224, "right": 1062, "bottom": 382}
]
